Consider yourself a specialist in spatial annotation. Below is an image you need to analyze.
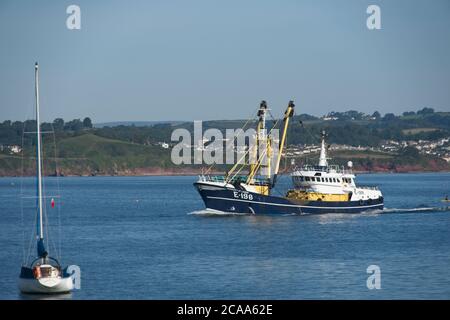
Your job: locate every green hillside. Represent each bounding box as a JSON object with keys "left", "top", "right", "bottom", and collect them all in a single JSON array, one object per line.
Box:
[
  {"left": 1, "top": 108, "right": 449, "bottom": 176},
  {"left": 0, "top": 133, "right": 173, "bottom": 176},
  {"left": 57, "top": 133, "right": 173, "bottom": 175}
]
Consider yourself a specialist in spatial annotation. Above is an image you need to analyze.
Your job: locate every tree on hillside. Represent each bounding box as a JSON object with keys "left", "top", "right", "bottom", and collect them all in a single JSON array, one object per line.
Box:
[
  {"left": 417, "top": 107, "right": 434, "bottom": 115},
  {"left": 64, "top": 119, "right": 83, "bottom": 131},
  {"left": 53, "top": 118, "right": 64, "bottom": 131},
  {"left": 83, "top": 117, "right": 93, "bottom": 128},
  {"left": 383, "top": 113, "right": 396, "bottom": 121},
  {"left": 372, "top": 111, "right": 381, "bottom": 120},
  {"left": 345, "top": 110, "right": 365, "bottom": 120},
  {"left": 402, "top": 111, "right": 415, "bottom": 117}
]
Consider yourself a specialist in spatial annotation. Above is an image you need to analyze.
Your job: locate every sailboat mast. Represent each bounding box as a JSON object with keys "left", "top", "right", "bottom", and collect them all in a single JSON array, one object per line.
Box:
[{"left": 35, "top": 62, "right": 44, "bottom": 240}]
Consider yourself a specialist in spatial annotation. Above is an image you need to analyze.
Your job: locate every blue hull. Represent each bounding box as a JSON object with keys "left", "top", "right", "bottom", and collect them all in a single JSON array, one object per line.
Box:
[{"left": 194, "top": 183, "right": 384, "bottom": 215}]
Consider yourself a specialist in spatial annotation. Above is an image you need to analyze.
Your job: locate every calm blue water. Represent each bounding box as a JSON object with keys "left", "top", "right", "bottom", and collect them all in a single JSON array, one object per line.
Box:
[{"left": 0, "top": 173, "right": 449, "bottom": 299}]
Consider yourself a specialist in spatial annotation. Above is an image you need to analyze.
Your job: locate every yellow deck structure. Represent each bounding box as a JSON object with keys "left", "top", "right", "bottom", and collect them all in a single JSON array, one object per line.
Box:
[
  {"left": 251, "top": 184, "right": 270, "bottom": 196},
  {"left": 286, "top": 189, "right": 350, "bottom": 202}
]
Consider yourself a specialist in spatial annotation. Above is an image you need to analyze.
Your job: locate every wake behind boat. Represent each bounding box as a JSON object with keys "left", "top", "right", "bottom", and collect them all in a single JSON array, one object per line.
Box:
[
  {"left": 194, "top": 101, "right": 384, "bottom": 215},
  {"left": 18, "top": 63, "right": 74, "bottom": 294}
]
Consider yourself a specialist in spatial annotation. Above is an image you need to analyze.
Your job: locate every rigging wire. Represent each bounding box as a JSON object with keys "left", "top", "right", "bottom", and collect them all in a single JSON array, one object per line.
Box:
[
  {"left": 227, "top": 117, "right": 282, "bottom": 182},
  {"left": 203, "top": 105, "right": 259, "bottom": 176},
  {"left": 41, "top": 137, "right": 51, "bottom": 256},
  {"left": 25, "top": 198, "right": 38, "bottom": 266},
  {"left": 20, "top": 122, "right": 25, "bottom": 265},
  {"left": 21, "top": 120, "right": 39, "bottom": 266},
  {"left": 51, "top": 123, "right": 62, "bottom": 261},
  {"left": 229, "top": 141, "right": 269, "bottom": 182},
  {"left": 21, "top": 120, "right": 63, "bottom": 264},
  {"left": 41, "top": 127, "right": 61, "bottom": 262}
]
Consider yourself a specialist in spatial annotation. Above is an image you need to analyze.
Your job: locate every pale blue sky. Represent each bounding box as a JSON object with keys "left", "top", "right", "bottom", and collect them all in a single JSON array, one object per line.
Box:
[{"left": 0, "top": 0, "right": 449, "bottom": 122}]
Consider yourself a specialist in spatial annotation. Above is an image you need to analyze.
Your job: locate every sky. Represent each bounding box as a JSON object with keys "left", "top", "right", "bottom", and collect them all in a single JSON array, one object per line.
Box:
[{"left": 0, "top": 0, "right": 449, "bottom": 123}]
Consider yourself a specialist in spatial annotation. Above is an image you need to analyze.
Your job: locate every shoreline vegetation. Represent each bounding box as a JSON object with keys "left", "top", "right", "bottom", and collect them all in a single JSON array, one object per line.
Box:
[
  {"left": 0, "top": 164, "right": 450, "bottom": 177},
  {"left": 2, "top": 167, "right": 449, "bottom": 178},
  {"left": 1, "top": 108, "right": 449, "bottom": 177},
  {"left": 1, "top": 145, "right": 449, "bottom": 177}
]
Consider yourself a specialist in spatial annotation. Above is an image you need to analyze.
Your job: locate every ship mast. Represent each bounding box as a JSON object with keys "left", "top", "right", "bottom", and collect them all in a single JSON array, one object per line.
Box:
[
  {"left": 318, "top": 130, "right": 328, "bottom": 167},
  {"left": 272, "top": 100, "right": 295, "bottom": 188},
  {"left": 247, "top": 101, "right": 270, "bottom": 183},
  {"left": 35, "top": 62, "right": 46, "bottom": 258}
]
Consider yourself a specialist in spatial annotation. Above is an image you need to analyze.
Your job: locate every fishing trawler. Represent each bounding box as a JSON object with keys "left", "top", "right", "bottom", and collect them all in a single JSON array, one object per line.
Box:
[
  {"left": 18, "top": 63, "right": 74, "bottom": 294},
  {"left": 194, "top": 101, "right": 384, "bottom": 215}
]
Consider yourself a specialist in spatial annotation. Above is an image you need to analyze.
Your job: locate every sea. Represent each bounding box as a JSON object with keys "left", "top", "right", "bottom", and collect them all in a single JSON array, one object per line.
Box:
[{"left": 0, "top": 173, "right": 449, "bottom": 299}]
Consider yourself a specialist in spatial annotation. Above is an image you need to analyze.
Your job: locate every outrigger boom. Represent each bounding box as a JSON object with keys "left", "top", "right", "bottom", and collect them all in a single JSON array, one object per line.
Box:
[{"left": 272, "top": 100, "right": 294, "bottom": 188}]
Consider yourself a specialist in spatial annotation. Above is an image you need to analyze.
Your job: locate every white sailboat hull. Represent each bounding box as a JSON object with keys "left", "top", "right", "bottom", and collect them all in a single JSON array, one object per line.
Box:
[{"left": 19, "top": 276, "right": 74, "bottom": 294}]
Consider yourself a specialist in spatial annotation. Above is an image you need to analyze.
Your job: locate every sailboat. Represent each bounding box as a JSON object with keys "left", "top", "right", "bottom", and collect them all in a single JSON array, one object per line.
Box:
[{"left": 18, "top": 63, "right": 74, "bottom": 294}]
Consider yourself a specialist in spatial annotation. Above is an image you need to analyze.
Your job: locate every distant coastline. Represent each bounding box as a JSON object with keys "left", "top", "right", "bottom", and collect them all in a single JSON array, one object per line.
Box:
[
  {"left": 2, "top": 166, "right": 449, "bottom": 178},
  {"left": 1, "top": 108, "right": 449, "bottom": 177}
]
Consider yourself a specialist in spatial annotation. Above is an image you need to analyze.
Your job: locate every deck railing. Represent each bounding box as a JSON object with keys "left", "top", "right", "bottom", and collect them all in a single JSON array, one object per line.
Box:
[
  {"left": 294, "top": 164, "right": 353, "bottom": 175},
  {"left": 198, "top": 174, "right": 270, "bottom": 185},
  {"left": 357, "top": 185, "right": 380, "bottom": 190}
]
